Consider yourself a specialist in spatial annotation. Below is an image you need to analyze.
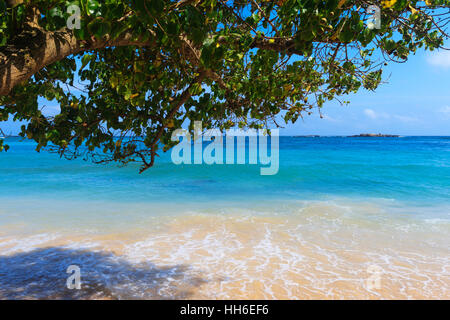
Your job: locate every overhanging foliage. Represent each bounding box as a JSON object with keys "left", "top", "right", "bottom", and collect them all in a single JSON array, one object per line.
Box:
[{"left": 0, "top": 0, "right": 449, "bottom": 171}]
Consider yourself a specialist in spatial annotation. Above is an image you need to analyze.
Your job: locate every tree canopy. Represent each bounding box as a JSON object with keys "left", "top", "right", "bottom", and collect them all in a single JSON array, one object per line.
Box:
[{"left": 0, "top": 0, "right": 449, "bottom": 171}]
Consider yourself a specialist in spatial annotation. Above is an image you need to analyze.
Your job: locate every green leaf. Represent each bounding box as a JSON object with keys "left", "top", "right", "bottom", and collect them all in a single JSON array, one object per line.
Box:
[
  {"left": 190, "top": 83, "right": 203, "bottom": 95},
  {"left": 87, "top": 0, "right": 101, "bottom": 16},
  {"left": 81, "top": 54, "right": 92, "bottom": 70},
  {"left": 87, "top": 19, "right": 111, "bottom": 39}
]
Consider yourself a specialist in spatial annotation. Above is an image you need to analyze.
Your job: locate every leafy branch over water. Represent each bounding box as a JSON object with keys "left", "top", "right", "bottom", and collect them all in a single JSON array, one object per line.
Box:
[
  {"left": 0, "top": 0, "right": 449, "bottom": 171},
  {"left": 0, "top": 128, "right": 8, "bottom": 152}
]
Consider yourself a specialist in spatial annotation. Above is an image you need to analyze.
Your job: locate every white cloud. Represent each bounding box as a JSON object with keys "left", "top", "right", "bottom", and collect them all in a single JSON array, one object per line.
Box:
[
  {"left": 438, "top": 106, "right": 450, "bottom": 118},
  {"left": 364, "top": 108, "right": 418, "bottom": 123},
  {"left": 439, "top": 106, "right": 450, "bottom": 114},
  {"left": 364, "top": 108, "right": 389, "bottom": 120},
  {"left": 426, "top": 51, "right": 450, "bottom": 68},
  {"left": 321, "top": 114, "right": 340, "bottom": 122},
  {"left": 364, "top": 108, "right": 377, "bottom": 119}
]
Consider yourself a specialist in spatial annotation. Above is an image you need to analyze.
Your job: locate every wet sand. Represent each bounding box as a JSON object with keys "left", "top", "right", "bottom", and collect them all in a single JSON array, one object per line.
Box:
[{"left": 0, "top": 203, "right": 448, "bottom": 299}]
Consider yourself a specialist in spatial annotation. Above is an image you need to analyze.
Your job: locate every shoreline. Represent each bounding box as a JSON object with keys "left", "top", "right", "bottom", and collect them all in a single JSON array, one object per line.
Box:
[{"left": 1, "top": 204, "right": 448, "bottom": 300}]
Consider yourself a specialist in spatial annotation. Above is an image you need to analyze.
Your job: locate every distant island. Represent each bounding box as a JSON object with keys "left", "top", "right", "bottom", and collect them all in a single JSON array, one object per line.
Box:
[
  {"left": 347, "top": 133, "right": 400, "bottom": 137},
  {"left": 293, "top": 135, "right": 321, "bottom": 138},
  {"left": 292, "top": 134, "right": 401, "bottom": 138}
]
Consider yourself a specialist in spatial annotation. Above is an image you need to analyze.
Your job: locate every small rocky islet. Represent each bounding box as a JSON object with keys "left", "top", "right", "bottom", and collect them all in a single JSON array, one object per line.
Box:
[{"left": 347, "top": 133, "right": 401, "bottom": 137}]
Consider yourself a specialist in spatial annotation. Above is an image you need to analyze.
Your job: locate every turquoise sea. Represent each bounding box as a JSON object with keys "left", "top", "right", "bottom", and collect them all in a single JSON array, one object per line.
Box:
[{"left": 0, "top": 136, "right": 449, "bottom": 299}]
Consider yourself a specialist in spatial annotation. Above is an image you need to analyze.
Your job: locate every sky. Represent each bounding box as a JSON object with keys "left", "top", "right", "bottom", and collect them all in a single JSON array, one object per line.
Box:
[
  {"left": 282, "top": 47, "right": 450, "bottom": 136},
  {"left": 2, "top": 46, "right": 450, "bottom": 137}
]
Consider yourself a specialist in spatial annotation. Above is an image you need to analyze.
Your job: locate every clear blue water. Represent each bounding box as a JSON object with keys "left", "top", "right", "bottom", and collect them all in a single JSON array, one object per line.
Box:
[{"left": 1, "top": 136, "right": 449, "bottom": 207}]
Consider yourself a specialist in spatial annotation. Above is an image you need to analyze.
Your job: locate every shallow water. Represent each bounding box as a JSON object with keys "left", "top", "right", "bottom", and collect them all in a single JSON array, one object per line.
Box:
[{"left": 0, "top": 137, "right": 449, "bottom": 299}]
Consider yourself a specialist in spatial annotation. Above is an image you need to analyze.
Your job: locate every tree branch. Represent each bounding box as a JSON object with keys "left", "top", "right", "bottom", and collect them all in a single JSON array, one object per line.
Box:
[
  {"left": 0, "top": 26, "right": 154, "bottom": 96},
  {"left": 140, "top": 71, "right": 207, "bottom": 173}
]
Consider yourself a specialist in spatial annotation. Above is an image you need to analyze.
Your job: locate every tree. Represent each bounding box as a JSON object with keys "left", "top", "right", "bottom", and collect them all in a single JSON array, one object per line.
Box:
[{"left": 0, "top": 0, "right": 448, "bottom": 171}]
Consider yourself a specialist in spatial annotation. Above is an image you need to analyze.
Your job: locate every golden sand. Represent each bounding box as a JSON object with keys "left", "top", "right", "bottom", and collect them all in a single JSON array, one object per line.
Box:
[{"left": 0, "top": 206, "right": 448, "bottom": 299}]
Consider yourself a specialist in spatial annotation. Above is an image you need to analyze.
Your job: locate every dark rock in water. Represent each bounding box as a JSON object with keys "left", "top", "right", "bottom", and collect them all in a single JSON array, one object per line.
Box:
[{"left": 347, "top": 133, "right": 400, "bottom": 138}]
